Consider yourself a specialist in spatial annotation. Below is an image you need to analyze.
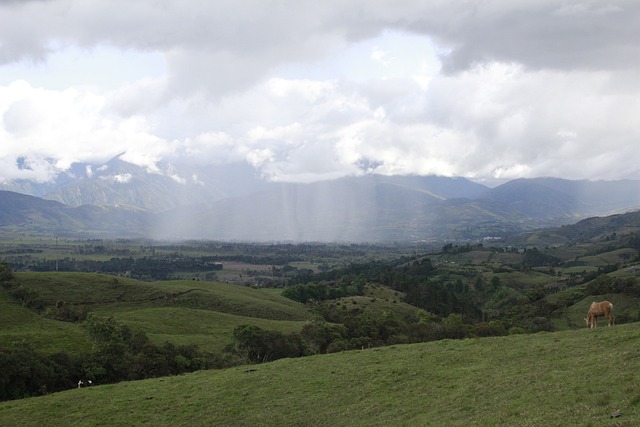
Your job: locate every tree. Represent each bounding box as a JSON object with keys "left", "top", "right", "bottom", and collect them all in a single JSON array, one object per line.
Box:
[
  {"left": 491, "top": 276, "right": 501, "bottom": 291},
  {"left": 441, "top": 314, "right": 467, "bottom": 339},
  {"left": 82, "top": 315, "right": 213, "bottom": 382},
  {"left": 0, "top": 262, "right": 17, "bottom": 285},
  {"left": 230, "top": 325, "right": 303, "bottom": 364},
  {"left": 475, "top": 276, "right": 484, "bottom": 292},
  {"left": 301, "top": 319, "right": 347, "bottom": 354},
  {"left": 82, "top": 315, "right": 132, "bottom": 382},
  {"left": 0, "top": 344, "right": 80, "bottom": 401}
]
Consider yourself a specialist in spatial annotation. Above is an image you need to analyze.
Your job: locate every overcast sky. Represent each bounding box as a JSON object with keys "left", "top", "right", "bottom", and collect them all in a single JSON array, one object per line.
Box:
[{"left": 1, "top": 0, "right": 639, "bottom": 185}]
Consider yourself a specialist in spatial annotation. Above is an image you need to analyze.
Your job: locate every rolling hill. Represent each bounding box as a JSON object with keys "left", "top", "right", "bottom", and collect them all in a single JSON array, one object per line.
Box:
[
  {"left": 1, "top": 271, "right": 311, "bottom": 355},
  {"left": 0, "top": 285, "right": 90, "bottom": 355},
  {"left": 504, "top": 209, "right": 640, "bottom": 247},
  {"left": 1, "top": 211, "right": 639, "bottom": 423},
  {"left": 0, "top": 324, "right": 638, "bottom": 426}
]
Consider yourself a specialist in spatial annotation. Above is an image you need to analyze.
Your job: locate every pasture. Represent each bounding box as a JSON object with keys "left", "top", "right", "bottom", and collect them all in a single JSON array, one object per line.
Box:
[
  {"left": 4, "top": 271, "right": 311, "bottom": 355},
  {"left": 1, "top": 323, "right": 638, "bottom": 426},
  {"left": 105, "top": 307, "right": 307, "bottom": 353},
  {"left": 0, "top": 289, "right": 89, "bottom": 354},
  {"left": 14, "top": 272, "right": 310, "bottom": 321},
  {"left": 552, "top": 293, "right": 640, "bottom": 330}
]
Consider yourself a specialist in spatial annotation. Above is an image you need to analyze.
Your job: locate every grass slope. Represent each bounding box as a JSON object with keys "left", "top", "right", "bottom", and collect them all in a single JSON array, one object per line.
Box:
[
  {"left": 103, "top": 307, "right": 307, "bottom": 353},
  {"left": 15, "top": 272, "right": 310, "bottom": 321},
  {"left": 553, "top": 293, "right": 640, "bottom": 330},
  {"left": 0, "top": 289, "right": 89, "bottom": 354},
  {"left": 3, "top": 272, "right": 310, "bottom": 354},
  {"left": 1, "top": 323, "right": 639, "bottom": 426}
]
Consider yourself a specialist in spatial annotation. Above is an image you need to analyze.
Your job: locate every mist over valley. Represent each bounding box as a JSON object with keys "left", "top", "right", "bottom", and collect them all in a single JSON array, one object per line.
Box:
[{"left": 1, "top": 157, "right": 639, "bottom": 242}]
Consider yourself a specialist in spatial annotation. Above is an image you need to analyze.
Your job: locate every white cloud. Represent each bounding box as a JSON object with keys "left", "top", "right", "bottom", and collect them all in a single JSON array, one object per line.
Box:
[
  {"left": 102, "top": 173, "right": 132, "bottom": 184},
  {"left": 370, "top": 46, "right": 390, "bottom": 67},
  {"left": 0, "top": 0, "right": 639, "bottom": 185}
]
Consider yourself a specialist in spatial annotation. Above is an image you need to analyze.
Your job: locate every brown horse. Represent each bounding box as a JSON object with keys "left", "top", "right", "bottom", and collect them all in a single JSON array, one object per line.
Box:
[{"left": 585, "top": 301, "right": 614, "bottom": 328}]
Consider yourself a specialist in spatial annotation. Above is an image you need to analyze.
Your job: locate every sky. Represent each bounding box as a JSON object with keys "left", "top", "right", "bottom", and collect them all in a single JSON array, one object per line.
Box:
[{"left": 1, "top": 0, "right": 639, "bottom": 186}]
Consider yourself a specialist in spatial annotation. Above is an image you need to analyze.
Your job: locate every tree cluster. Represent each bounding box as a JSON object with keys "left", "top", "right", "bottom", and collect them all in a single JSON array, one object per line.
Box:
[
  {"left": 0, "top": 300, "right": 226, "bottom": 402},
  {"left": 228, "top": 308, "right": 510, "bottom": 367},
  {"left": 0, "top": 345, "right": 81, "bottom": 401},
  {"left": 281, "top": 277, "right": 365, "bottom": 303}
]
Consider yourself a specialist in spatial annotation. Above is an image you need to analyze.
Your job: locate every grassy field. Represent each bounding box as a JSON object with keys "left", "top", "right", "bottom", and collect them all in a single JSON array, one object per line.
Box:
[
  {"left": 103, "top": 306, "right": 307, "bottom": 353},
  {"left": 578, "top": 249, "right": 638, "bottom": 268},
  {"left": 0, "top": 289, "right": 90, "bottom": 354},
  {"left": 1, "top": 322, "right": 638, "bottom": 426},
  {"left": 3, "top": 272, "right": 311, "bottom": 355},
  {"left": 15, "top": 272, "right": 310, "bottom": 321},
  {"left": 551, "top": 293, "right": 640, "bottom": 330}
]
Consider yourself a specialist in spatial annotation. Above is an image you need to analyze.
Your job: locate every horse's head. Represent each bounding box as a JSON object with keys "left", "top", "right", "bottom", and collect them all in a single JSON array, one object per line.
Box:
[{"left": 584, "top": 316, "right": 591, "bottom": 328}]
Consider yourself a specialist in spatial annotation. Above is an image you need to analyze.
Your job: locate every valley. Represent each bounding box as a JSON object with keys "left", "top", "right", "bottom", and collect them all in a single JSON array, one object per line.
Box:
[
  {"left": 0, "top": 208, "right": 639, "bottom": 424},
  {"left": 3, "top": 1, "right": 640, "bottom": 424}
]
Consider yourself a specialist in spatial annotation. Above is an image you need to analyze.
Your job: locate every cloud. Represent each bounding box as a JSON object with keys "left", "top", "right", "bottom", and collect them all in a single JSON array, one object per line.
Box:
[
  {"left": 0, "top": 79, "right": 171, "bottom": 180},
  {"left": 388, "top": 0, "right": 640, "bottom": 73},
  {"left": 0, "top": 0, "right": 639, "bottom": 185},
  {"left": 102, "top": 173, "right": 132, "bottom": 184}
]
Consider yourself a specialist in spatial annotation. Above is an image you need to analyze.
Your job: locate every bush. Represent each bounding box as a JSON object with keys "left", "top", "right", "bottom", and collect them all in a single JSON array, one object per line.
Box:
[
  {"left": 0, "top": 346, "right": 80, "bottom": 401},
  {"left": 230, "top": 325, "right": 304, "bottom": 364},
  {"left": 0, "top": 262, "right": 16, "bottom": 284}
]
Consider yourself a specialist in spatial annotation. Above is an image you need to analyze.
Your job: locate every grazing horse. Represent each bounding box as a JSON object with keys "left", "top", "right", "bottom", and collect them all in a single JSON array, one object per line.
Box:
[{"left": 585, "top": 301, "right": 614, "bottom": 328}]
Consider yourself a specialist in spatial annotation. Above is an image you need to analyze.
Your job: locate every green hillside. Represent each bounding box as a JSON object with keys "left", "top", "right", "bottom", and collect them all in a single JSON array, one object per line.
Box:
[
  {"left": 1, "top": 211, "right": 639, "bottom": 419},
  {"left": 2, "top": 271, "right": 311, "bottom": 356},
  {"left": 105, "top": 307, "right": 307, "bottom": 353},
  {"left": 15, "top": 272, "right": 310, "bottom": 321},
  {"left": 0, "top": 288, "right": 89, "bottom": 354},
  {"left": 552, "top": 292, "right": 640, "bottom": 330},
  {"left": 1, "top": 323, "right": 638, "bottom": 426}
]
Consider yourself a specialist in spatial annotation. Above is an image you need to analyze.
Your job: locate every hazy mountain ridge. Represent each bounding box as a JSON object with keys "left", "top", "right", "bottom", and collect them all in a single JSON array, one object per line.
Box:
[
  {"left": 1, "top": 161, "right": 639, "bottom": 241},
  {"left": 0, "top": 157, "right": 271, "bottom": 212},
  {"left": 0, "top": 190, "right": 151, "bottom": 237},
  {"left": 154, "top": 175, "right": 640, "bottom": 242},
  {"left": 486, "top": 178, "right": 640, "bottom": 220}
]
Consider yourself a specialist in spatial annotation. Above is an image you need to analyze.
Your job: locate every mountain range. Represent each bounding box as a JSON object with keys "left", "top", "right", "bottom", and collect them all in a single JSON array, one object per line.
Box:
[{"left": 1, "top": 156, "right": 639, "bottom": 242}]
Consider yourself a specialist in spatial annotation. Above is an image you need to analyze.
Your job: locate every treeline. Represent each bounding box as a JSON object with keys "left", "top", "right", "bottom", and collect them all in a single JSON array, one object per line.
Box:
[
  {"left": 228, "top": 312, "right": 510, "bottom": 366},
  {"left": 285, "top": 257, "right": 479, "bottom": 320},
  {"left": 586, "top": 274, "right": 640, "bottom": 297},
  {"left": 2, "top": 310, "right": 505, "bottom": 401},
  {"left": 8, "top": 253, "right": 303, "bottom": 280},
  {"left": 9, "top": 255, "right": 223, "bottom": 280},
  {"left": 0, "top": 315, "right": 229, "bottom": 401},
  {"left": 281, "top": 276, "right": 366, "bottom": 303}
]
